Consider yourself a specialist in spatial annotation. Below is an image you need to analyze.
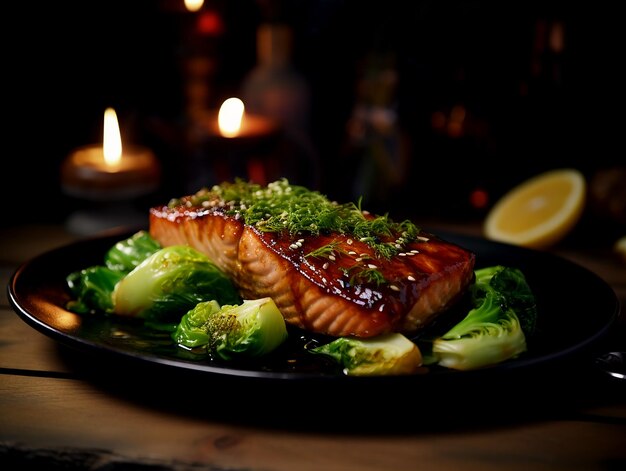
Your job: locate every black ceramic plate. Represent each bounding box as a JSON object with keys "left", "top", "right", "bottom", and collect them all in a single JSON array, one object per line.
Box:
[{"left": 7, "top": 229, "right": 620, "bottom": 384}]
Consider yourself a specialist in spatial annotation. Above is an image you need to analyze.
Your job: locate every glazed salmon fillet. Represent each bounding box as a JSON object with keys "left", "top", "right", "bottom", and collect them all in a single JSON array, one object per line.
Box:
[{"left": 149, "top": 179, "right": 476, "bottom": 338}]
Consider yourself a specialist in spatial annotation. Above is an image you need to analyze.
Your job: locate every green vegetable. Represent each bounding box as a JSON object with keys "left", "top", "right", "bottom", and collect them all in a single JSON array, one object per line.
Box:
[
  {"left": 65, "top": 232, "right": 242, "bottom": 330},
  {"left": 66, "top": 231, "right": 162, "bottom": 315},
  {"left": 112, "top": 245, "right": 242, "bottom": 323},
  {"left": 172, "top": 297, "right": 288, "bottom": 360},
  {"left": 310, "top": 333, "right": 423, "bottom": 376},
  {"left": 66, "top": 266, "right": 125, "bottom": 314},
  {"left": 104, "top": 230, "right": 162, "bottom": 273},
  {"left": 430, "top": 265, "right": 537, "bottom": 371}
]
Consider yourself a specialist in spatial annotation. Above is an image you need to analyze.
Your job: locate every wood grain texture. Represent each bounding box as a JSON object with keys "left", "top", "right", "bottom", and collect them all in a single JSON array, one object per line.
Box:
[{"left": 2, "top": 374, "right": 626, "bottom": 471}]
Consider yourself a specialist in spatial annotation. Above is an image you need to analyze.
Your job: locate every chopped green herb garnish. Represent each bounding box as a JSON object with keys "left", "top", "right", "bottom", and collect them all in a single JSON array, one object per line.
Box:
[
  {"left": 306, "top": 241, "right": 344, "bottom": 259},
  {"left": 169, "top": 178, "right": 422, "bottom": 260},
  {"left": 341, "top": 265, "right": 388, "bottom": 287}
]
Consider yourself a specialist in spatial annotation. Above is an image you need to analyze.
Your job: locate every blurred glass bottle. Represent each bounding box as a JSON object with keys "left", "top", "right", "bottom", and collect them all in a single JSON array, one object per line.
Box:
[
  {"left": 240, "top": 22, "right": 319, "bottom": 187},
  {"left": 339, "top": 52, "right": 411, "bottom": 214}
]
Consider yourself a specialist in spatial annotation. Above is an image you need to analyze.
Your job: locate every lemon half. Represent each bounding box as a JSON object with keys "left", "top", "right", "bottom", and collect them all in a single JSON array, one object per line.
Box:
[{"left": 484, "top": 168, "right": 586, "bottom": 249}]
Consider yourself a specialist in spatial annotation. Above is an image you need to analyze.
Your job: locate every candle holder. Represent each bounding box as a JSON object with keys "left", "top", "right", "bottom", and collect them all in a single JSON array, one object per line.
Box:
[
  {"left": 61, "top": 144, "right": 161, "bottom": 235},
  {"left": 185, "top": 109, "right": 281, "bottom": 192},
  {"left": 61, "top": 144, "right": 160, "bottom": 200}
]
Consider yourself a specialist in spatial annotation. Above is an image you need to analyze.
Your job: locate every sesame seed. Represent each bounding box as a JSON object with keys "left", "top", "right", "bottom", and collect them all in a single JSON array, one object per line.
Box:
[
  {"left": 398, "top": 253, "right": 406, "bottom": 256},
  {"left": 328, "top": 255, "right": 336, "bottom": 261},
  {"left": 367, "top": 264, "right": 378, "bottom": 269},
  {"left": 411, "top": 249, "right": 420, "bottom": 253},
  {"left": 347, "top": 239, "right": 353, "bottom": 245},
  {"left": 407, "top": 275, "right": 416, "bottom": 281},
  {"left": 348, "top": 251, "right": 357, "bottom": 255},
  {"left": 323, "top": 262, "right": 329, "bottom": 269},
  {"left": 390, "top": 285, "right": 400, "bottom": 291}
]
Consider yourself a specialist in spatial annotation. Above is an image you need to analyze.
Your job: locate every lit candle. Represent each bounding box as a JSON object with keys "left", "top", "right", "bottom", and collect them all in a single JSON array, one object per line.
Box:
[
  {"left": 61, "top": 108, "right": 160, "bottom": 201},
  {"left": 186, "top": 97, "right": 279, "bottom": 187},
  {"left": 211, "top": 97, "right": 278, "bottom": 139}
]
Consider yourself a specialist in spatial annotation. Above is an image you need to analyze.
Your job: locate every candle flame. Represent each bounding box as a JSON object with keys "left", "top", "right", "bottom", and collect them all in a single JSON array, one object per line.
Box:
[
  {"left": 184, "top": 0, "right": 204, "bottom": 12},
  {"left": 218, "top": 98, "right": 245, "bottom": 138},
  {"left": 103, "top": 108, "right": 122, "bottom": 167}
]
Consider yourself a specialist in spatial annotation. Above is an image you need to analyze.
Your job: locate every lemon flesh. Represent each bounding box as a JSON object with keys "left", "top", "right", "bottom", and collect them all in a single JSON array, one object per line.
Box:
[{"left": 484, "top": 169, "right": 586, "bottom": 249}]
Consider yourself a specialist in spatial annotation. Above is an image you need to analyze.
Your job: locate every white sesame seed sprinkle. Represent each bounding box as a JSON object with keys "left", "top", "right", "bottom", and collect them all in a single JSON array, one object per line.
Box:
[
  {"left": 323, "top": 262, "right": 329, "bottom": 269},
  {"left": 367, "top": 264, "right": 378, "bottom": 269},
  {"left": 407, "top": 275, "right": 416, "bottom": 281},
  {"left": 390, "top": 285, "right": 400, "bottom": 291}
]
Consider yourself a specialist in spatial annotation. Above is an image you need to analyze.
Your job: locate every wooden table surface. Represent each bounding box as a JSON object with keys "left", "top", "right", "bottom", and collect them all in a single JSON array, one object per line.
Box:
[{"left": 1, "top": 222, "right": 625, "bottom": 471}]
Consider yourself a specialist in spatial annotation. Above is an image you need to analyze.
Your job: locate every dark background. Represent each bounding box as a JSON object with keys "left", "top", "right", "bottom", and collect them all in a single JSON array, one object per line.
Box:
[{"left": 3, "top": 1, "right": 624, "bottom": 232}]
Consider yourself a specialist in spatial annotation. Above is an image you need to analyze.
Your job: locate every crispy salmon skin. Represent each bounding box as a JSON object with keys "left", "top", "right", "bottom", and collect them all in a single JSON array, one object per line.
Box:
[{"left": 149, "top": 179, "right": 476, "bottom": 338}]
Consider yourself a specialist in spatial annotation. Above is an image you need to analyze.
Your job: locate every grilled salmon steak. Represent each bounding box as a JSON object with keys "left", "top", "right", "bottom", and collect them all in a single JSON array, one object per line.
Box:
[{"left": 149, "top": 179, "right": 476, "bottom": 338}]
